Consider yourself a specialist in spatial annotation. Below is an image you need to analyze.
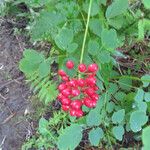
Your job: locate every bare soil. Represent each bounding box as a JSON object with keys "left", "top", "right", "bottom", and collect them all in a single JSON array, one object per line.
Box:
[{"left": 0, "top": 18, "right": 33, "bottom": 150}]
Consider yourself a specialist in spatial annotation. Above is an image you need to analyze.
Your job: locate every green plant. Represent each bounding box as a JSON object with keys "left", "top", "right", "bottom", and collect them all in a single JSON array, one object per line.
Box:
[{"left": 17, "top": 0, "right": 150, "bottom": 149}]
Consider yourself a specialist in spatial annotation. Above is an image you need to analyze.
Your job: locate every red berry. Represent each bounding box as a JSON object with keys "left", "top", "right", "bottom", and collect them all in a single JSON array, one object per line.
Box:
[
  {"left": 62, "top": 105, "right": 70, "bottom": 111},
  {"left": 76, "top": 109, "right": 84, "bottom": 117},
  {"left": 91, "top": 93, "right": 99, "bottom": 101},
  {"left": 62, "top": 76, "right": 69, "bottom": 81},
  {"left": 61, "top": 98, "right": 71, "bottom": 105},
  {"left": 68, "top": 79, "right": 77, "bottom": 87},
  {"left": 85, "top": 88, "right": 95, "bottom": 96},
  {"left": 83, "top": 97, "right": 94, "bottom": 108},
  {"left": 94, "top": 86, "right": 99, "bottom": 91},
  {"left": 66, "top": 60, "right": 74, "bottom": 69},
  {"left": 58, "top": 83, "right": 67, "bottom": 91},
  {"left": 77, "top": 79, "right": 85, "bottom": 87},
  {"left": 70, "top": 109, "right": 77, "bottom": 116},
  {"left": 58, "top": 70, "right": 66, "bottom": 76},
  {"left": 57, "top": 93, "right": 65, "bottom": 100},
  {"left": 62, "top": 89, "right": 71, "bottom": 97},
  {"left": 71, "top": 100, "right": 82, "bottom": 109},
  {"left": 71, "top": 89, "right": 80, "bottom": 97},
  {"left": 86, "top": 76, "right": 96, "bottom": 86},
  {"left": 78, "top": 64, "right": 86, "bottom": 72},
  {"left": 91, "top": 100, "right": 97, "bottom": 107},
  {"left": 88, "top": 63, "right": 98, "bottom": 72}
]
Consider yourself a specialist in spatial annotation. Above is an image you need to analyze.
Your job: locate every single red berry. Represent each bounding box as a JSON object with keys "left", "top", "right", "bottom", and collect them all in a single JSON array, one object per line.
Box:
[
  {"left": 58, "top": 83, "right": 67, "bottom": 91},
  {"left": 57, "top": 93, "right": 65, "bottom": 100},
  {"left": 70, "top": 109, "right": 77, "bottom": 116},
  {"left": 62, "top": 76, "right": 69, "bottom": 81},
  {"left": 68, "top": 79, "right": 77, "bottom": 87},
  {"left": 93, "top": 86, "right": 99, "bottom": 91},
  {"left": 66, "top": 60, "right": 74, "bottom": 69},
  {"left": 86, "top": 76, "right": 96, "bottom": 86},
  {"left": 85, "top": 88, "right": 95, "bottom": 96},
  {"left": 70, "top": 100, "right": 82, "bottom": 110},
  {"left": 91, "top": 93, "right": 99, "bottom": 101},
  {"left": 87, "top": 63, "right": 98, "bottom": 72},
  {"left": 76, "top": 109, "right": 84, "bottom": 117},
  {"left": 61, "top": 98, "right": 71, "bottom": 105},
  {"left": 71, "top": 89, "right": 80, "bottom": 97},
  {"left": 78, "top": 64, "right": 86, "bottom": 72},
  {"left": 91, "top": 100, "right": 97, "bottom": 107},
  {"left": 58, "top": 70, "right": 66, "bottom": 76},
  {"left": 83, "top": 97, "right": 94, "bottom": 108},
  {"left": 62, "top": 89, "right": 71, "bottom": 97},
  {"left": 77, "top": 79, "right": 85, "bottom": 87},
  {"left": 62, "top": 105, "right": 70, "bottom": 111}
]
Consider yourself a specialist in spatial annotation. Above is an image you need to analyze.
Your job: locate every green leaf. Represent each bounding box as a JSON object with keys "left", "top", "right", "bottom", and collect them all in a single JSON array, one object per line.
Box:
[
  {"left": 89, "top": 127, "right": 104, "bottom": 146},
  {"left": 98, "top": 51, "right": 111, "bottom": 64},
  {"left": 57, "top": 124, "right": 82, "bottom": 150},
  {"left": 130, "top": 111, "right": 148, "bottom": 132},
  {"left": 114, "top": 92, "right": 126, "bottom": 101},
  {"left": 106, "top": 101, "right": 115, "bottom": 113},
  {"left": 141, "top": 75, "right": 150, "bottom": 87},
  {"left": 144, "top": 92, "right": 150, "bottom": 102},
  {"left": 112, "top": 109, "right": 125, "bottom": 124},
  {"left": 86, "top": 109, "right": 101, "bottom": 126},
  {"left": 38, "top": 61, "right": 50, "bottom": 78},
  {"left": 108, "top": 83, "right": 118, "bottom": 94},
  {"left": 138, "top": 20, "right": 145, "bottom": 41},
  {"left": 134, "top": 88, "right": 144, "bottom": 102},
  {"left": 118, "top": 78, "right": 132, "bottom": 91},
  {"left": 89, "top": 19, "right": 103, "bottom": 37},
  {"left": 106, "top": 0, "right": 129, "bottom": 19},
  {"left": 66, "top": 43, "right": 78, "bottom": 53},
  {"left": 39, "top": 117, "right": 49, "bottom": 135},
  {"left": 142, "top": 0, "right": 150, "bottom": 9},
  {"left": 137, "top": 101, "right": 147, "bottom": 113},
  {"left": 112, "top": 125, "right": 124, "bottom": 141},
  {"left": 55, "top": 28, "right": 74, "bottom": 50},
  {"left": 88, "top": 40, "right": 99, "bottom": 56},
  {"left": 142, "top": 126, "right": 150, "bottom": 150},
  {"left": 101, "top": 28, "right": 118, "bottom": 51}
]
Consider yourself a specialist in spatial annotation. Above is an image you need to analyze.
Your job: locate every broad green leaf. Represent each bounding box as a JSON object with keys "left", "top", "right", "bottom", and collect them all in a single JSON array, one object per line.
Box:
[
  {"left": 38, "top": 61, "right": 50, "bottom": 78},
  {"left": 101, "top": 28, "right": 118, "bottom": 51},
  {"left": 55, "top": 28, "right": 74, "bottom": 50},
  {"left": 144, "top": 92, "right": 150, "bottom": 102},
  {"left": 86, "top": 109, "right": 101, "bottom": 126},
  {"left": 108, "top": 83, "right": 118, "bottom": 94},
  {"left": 89, "top": 19, "right": 103, "bottom": 37},
  {"left": 39, "top": 117, "right": 49, "bottom": 135},
  {"left": 66, "top": 43, "right": 78, "bottom": 53},
  {"left": 57, "top": 124, "right": 82, "bottom": 150},
  {"left": 134, "top": 88, "right": 144, "bottom": 102},
  {"left": 114, "top": 92, "right": 126, "bottom": 101},
  {"left": 112, "top": 109, "right": 125, "bottom": 124},
  {"left": 138, "top": 20, "right": 145, "bottom": 40},
  {"left": 130, "top": 111, "right": 148, "bottom": 132},
  {"left": 118, "top": 78, "right": 132, "bottom": 91},
  {"left": 137, "top": 101, "right": 147, "bottom": 113},
  {"left": 142, "top": 126, "right": 150, "bottom": 150},
  {"left": 141, "top": 75, "right": 150, "bottom": 87},
  {"left": 142, "top": 0, "right": 150, "bottom": 9},
  {"left": 106, "top": 0, "right": 129, "bottom": 19},
  {"left": 98, "top": 51, "right": 111, "bottom": 64},
  {"left": 88, "top": 40, "right": 99, "bottom": 56},
  {"left": 89, "top": 127, "right": 104, "bottom": 146},
  {"left": 112, "top": 125, "right": 124, "bottom": 141},
  {"left": 106, "top": 101, "right": 115, "bottom": 113}
]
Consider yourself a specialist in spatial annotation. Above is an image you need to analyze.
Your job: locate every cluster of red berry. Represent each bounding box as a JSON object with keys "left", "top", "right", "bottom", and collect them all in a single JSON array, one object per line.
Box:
[{"left": 57, "top": 60, "right": 99, "bottom": 117}]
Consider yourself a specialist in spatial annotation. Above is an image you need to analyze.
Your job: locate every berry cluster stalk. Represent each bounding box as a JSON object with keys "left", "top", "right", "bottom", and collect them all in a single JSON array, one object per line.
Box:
[{"left": 79, "top": 0, "right": 93, "bottom": 65}]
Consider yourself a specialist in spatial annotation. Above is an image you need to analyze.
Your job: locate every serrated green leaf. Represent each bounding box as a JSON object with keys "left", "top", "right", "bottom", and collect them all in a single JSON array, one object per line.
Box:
[
  {"left": 114, "top": 92, "right": 126, "bottom": 101},
  {"left": 89, "top": 127, "right": 104, "bottom": 146},
  {"left": 106, "top": 0, "right": 129, "bottom": 19},
  {"left": 134, "top": 88, "right": 144, "bottom": 102},
  {"left": 106, "top": 101, "right": 115, "bottom": 113},
  {"left": 138, "top": 20, "right": 145, "bottom": 41},
  {"left": 88, "top": 40, "right": 99, "bottom": 56},
  {"left": 142, "top": 126, "right": 150, "bottom": 150},
  {"left": 38, "top": 61, "right": 50, "bottom": 78},
  {"left": 86, "top": 109, "right": 101, "bottom": 126},
  {"left": 144, "top": 92, "right": 150, "bottom": 102},
  {"left": 66, "top": 43, "right": 78, "bottom": 53},
  {"left": 57, "top": 124, "right": 82, "bottom": 150},
  {"left": 101, "top": 28, "right": 118, "bottom": 51},
  {"left": 98, "top": 51, "right": 111, "bottom": 63},
  {"left": 108, "top": 83, "right": 118, "bottom": 94},
  {"left": 141, "top": 75, "right": 150, "bottom": 87},
  {"left": 137, "top": 101, "right": 147, "bottom": 113},
  {"left": 112, "top": 125, "right": 124, "bottom": 141},
  {"left": 112, "top": 109, "right": 125, "bottom": 124},
  {"left": 142, "top": 0, "right": 150, "bottom": 9},
  {"left": 39, "top": 117, "right": 49, "bottom": 135},
  {"left": 118, "top": 78, "right": 132, "bottom": 91},
  {"left": 130, "top": 111, "right": 148, "bottom": 132}
]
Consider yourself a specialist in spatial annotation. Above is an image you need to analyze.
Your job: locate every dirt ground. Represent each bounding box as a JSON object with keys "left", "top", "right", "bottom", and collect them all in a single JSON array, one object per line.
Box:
[{"left": 0, "top": 18, "right": 33, "bottom": 150}]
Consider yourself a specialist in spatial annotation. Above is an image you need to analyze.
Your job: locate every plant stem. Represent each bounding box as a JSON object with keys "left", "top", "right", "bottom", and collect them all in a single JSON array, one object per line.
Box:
[{"left": 79, "top": 0, "right": 93, "bottom": 64}]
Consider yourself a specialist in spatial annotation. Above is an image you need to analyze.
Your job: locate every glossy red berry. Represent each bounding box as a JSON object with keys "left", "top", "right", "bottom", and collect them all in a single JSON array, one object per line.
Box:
[
  {"left": 62, "top": 76, "right": 69, "bottom": 81},
  {"left": 57, "top": 93, "right": 65, "bottom": 100},
  {"left": 77, "top": 79, "right": 85, "bottom": 87},
  {"left": 62, "top": 105, "right": 70, "bottom": 111},
  {"left": 91, "top": 93, "right": 99, "bottom": 101},
  {"left": 66, "top": 60, "right": 74, "bottom": 69},
  {"left": 86, "top": 76, "right": 96, "bottom": 86},
  {"left": 58, "top": 70, "right": 66, "bottom": 76},
  {"left": 78, "top": 64, "right": 86, "bottom": 72},
  {"left": 71, "top": 100, "right": 82, "bottom": 109},
  {"left": 71, "top": 89, "right": 80, "bottom": 97},
  {"left": 76, "top": 109, "right": 83, "bottom": 117},
  {"left": 68, "top": 79, "right": 77, "bottom": 87},
  {"left": 61, "top": 98, "right": 71, "bottom": 105},
  {"left": 83, "top": 97, "right": 94, "bottom": 108},
  {"left": 87, "top": 63, "right": 98, "bottom": 72},
  {"left": 70, "top": 109, "right": 77, "bottom": 116},
  {"left": 58, "top": 83, "right": 67, "bottom": 91},
  {"left": 85, "top": 88, "right": 95, "bottom": 96},
  {"left": 62, "top": 89, "right": 71, "bottom": 97}
]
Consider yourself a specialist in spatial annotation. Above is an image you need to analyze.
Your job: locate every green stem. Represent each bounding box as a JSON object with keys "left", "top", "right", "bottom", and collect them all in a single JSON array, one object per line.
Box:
[{"left": 79, "top": 0, "right": 93, "bottom": 65}]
